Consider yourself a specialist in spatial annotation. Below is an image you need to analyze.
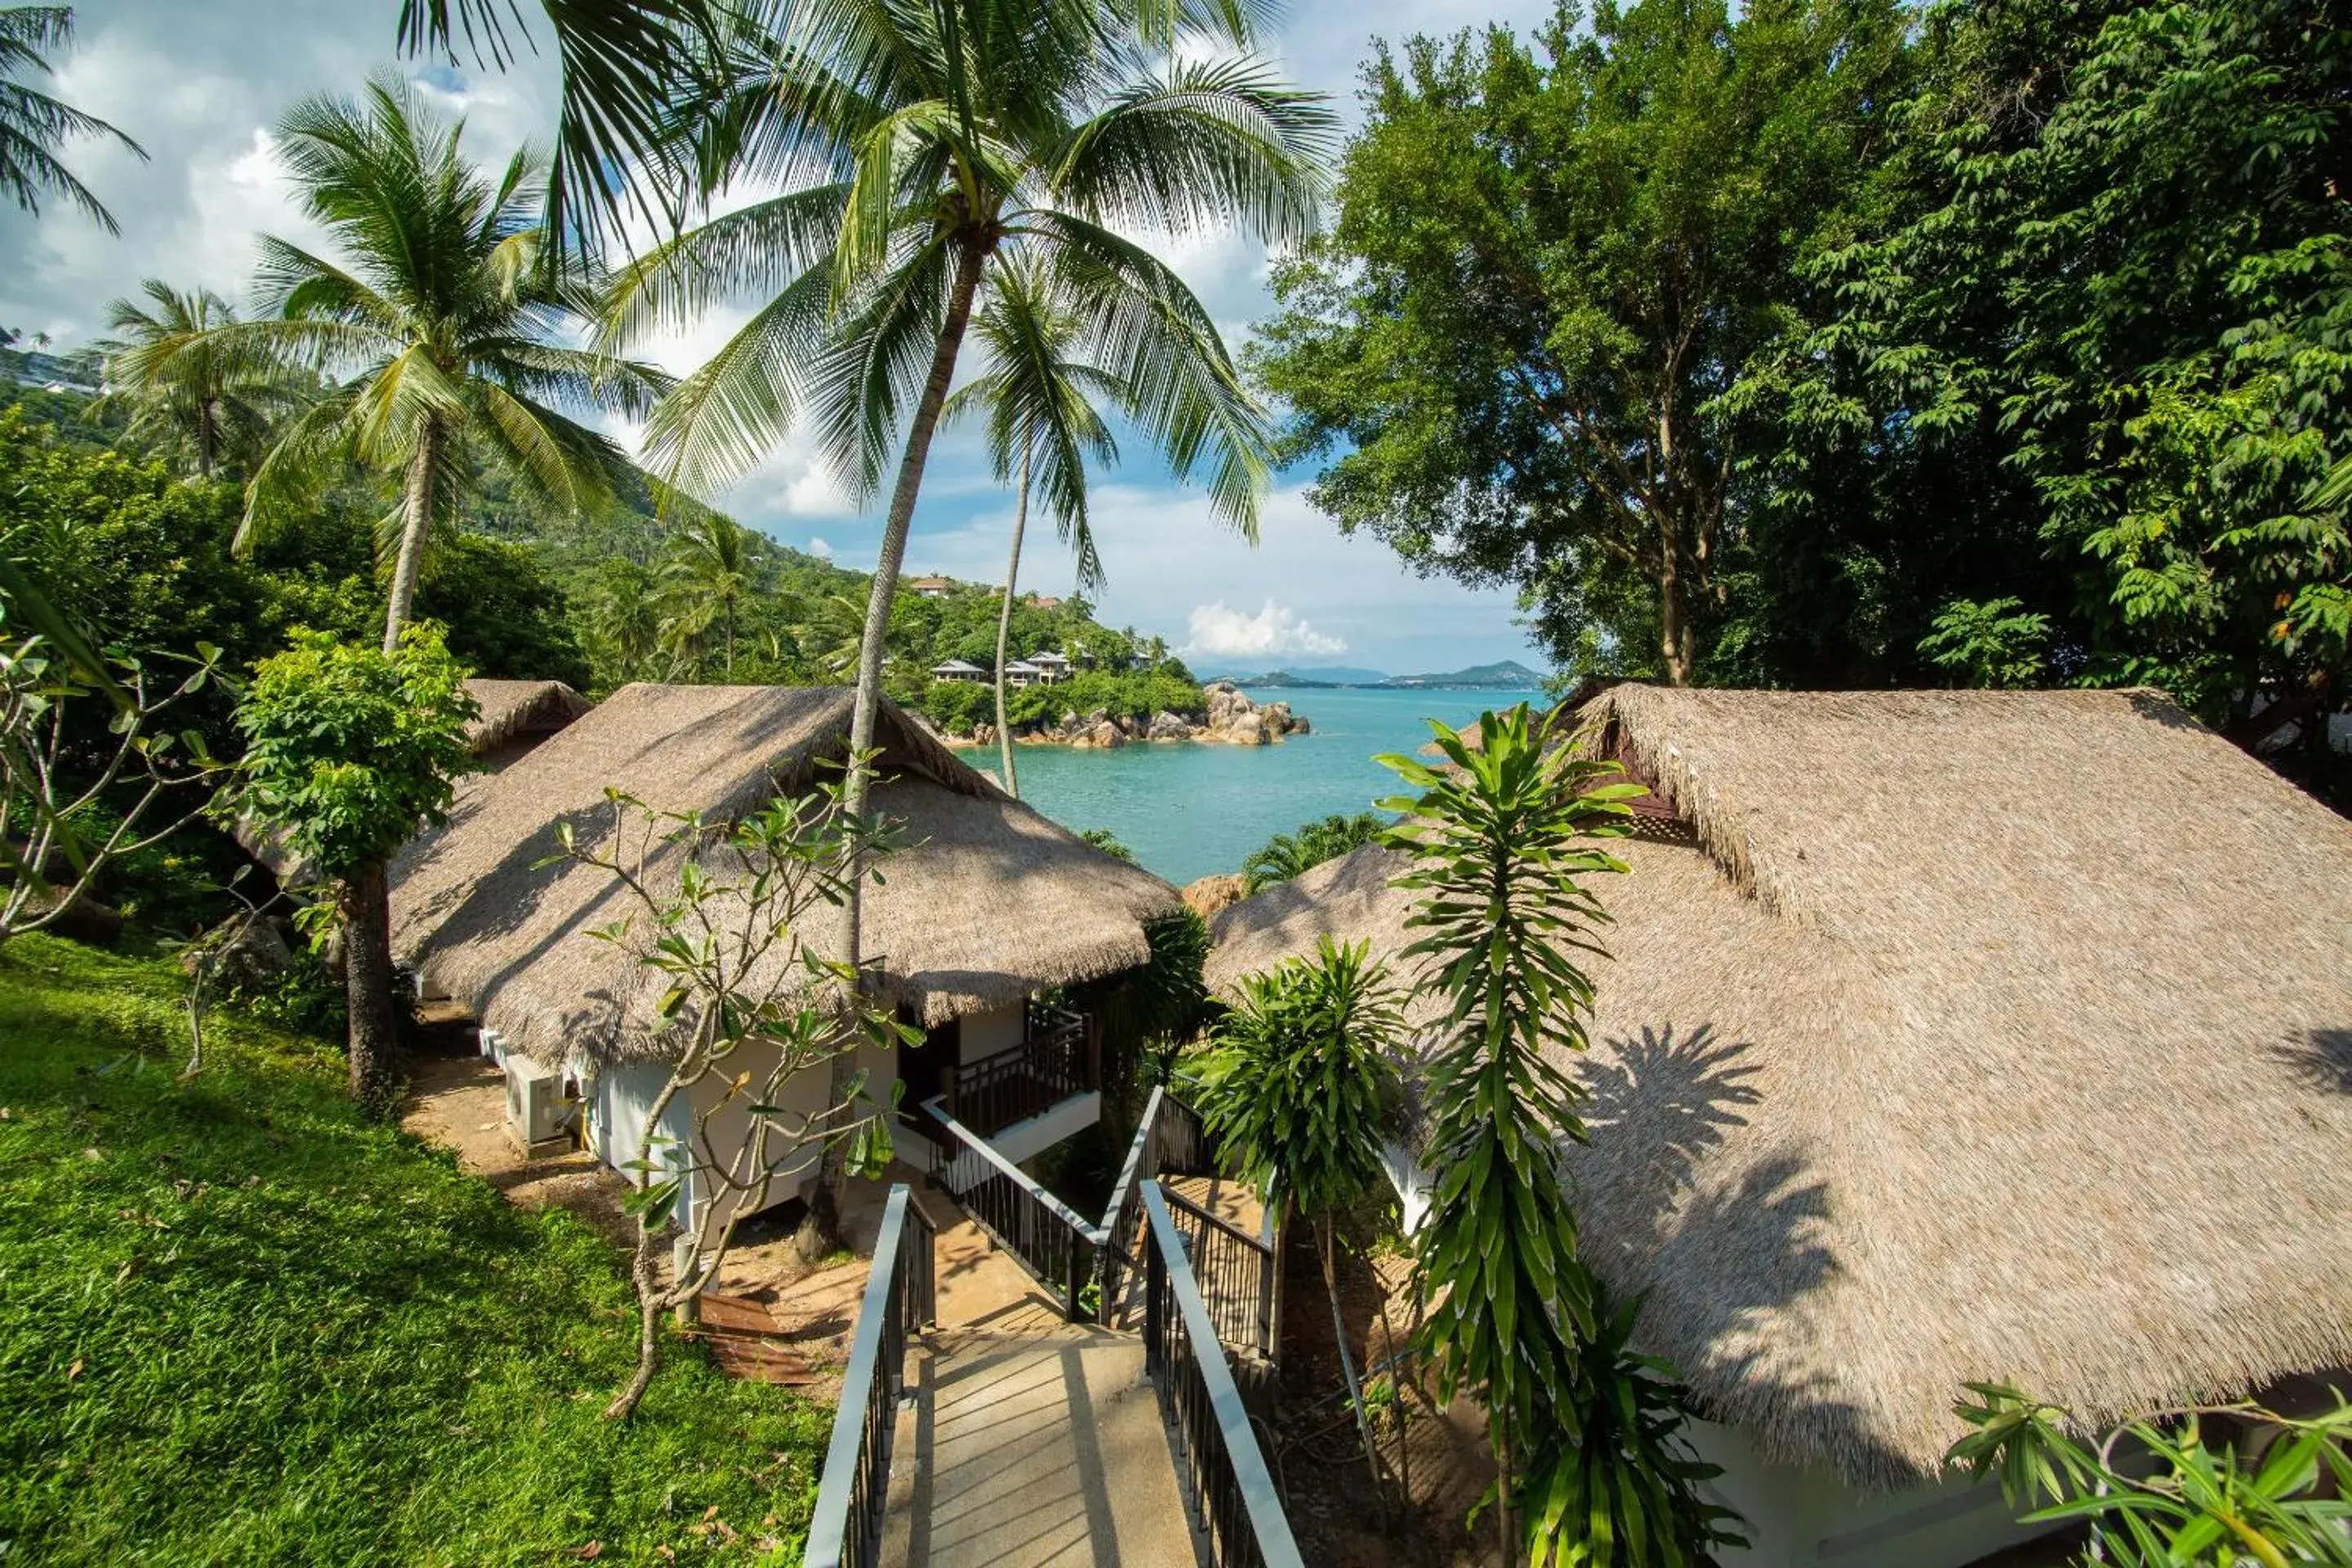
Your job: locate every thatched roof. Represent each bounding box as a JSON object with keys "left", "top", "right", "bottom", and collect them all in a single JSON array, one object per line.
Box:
[
  {"left": 1206, "top": 685, "right": 2352, "bottom": 1488},
  {"left": 463, "top": 679, "right": 591, "bottom": 755},
  {"left": 390, "top": 683, "right": 1178, "bottom": 1062}
]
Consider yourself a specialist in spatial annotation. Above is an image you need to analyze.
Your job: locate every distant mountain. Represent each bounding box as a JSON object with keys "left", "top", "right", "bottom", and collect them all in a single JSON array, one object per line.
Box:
[
  {"left": 1218, "top": 664, "right": 1391, "bottom": 688},
  {"left": 1379, "top": 660, "right": 1548, "bottom": 689}
]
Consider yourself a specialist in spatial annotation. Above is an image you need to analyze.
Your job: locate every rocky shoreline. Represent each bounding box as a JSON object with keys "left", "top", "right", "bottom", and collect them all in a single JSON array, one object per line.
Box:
[{"left": 944, "top": 679, "right": 1311, "bottom": 751}]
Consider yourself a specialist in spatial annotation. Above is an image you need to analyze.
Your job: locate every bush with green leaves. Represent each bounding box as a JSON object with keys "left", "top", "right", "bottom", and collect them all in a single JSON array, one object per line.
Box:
[
  {"left": 1951, "top": 1381, "right": 2352, "bottom": 1566},
  {"left": 231, "top": 626, "right": 477, "bottom": 1109}
]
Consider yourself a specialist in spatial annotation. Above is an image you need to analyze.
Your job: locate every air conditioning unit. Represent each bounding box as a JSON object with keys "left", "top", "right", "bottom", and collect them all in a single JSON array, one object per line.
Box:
[{"left": 505, "top": 1056, "right": 574, "bottom": 1155}]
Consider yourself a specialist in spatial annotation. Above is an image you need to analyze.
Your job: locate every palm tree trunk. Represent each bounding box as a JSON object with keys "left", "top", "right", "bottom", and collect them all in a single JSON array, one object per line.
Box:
[
  {"left": 798, "top": 240, "right": 987, "bottom": 1259},
  {"left": 382, "top": 417, "right": 439, "bottom": 653},
  {"left": 994, "top": 436, "right": 1032, "bottom": 797}
]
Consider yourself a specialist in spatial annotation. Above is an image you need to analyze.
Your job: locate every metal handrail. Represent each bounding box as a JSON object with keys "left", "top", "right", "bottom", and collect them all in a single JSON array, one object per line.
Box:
[
  {"left": 1141, "top": 1180, "right": 1304, "bottom": 1568},
  {"left": 805, "top": 1184, "right": 934, "bottom": 1568},
  {"left": 1160, "top": 1183, "right": 1276, "bottom": 1361},
  {"left": 923, "top": 1095, "right": 1099, "bottom": 1314}
]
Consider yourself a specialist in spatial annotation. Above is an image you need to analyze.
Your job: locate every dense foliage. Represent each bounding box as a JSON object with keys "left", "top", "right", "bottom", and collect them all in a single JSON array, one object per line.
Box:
[
  {"left": 1257, "top": 0, "right": 2352, "bottom": 793},
  {"left": 1242, "top": 811, "right": 1390, "bottom": 893},
  {"left": 0, "top": 933, "right": 828, "bottom": 1565}
]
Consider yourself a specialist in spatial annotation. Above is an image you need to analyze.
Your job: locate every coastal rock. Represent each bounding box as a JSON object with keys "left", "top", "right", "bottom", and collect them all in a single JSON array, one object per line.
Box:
[
  {"left": 1147, "top": 710, "right": 1192, "bottom": 742},
  {"left": 1220, "top": 711, "right": 1269, "bottom": 746},
  {"left": 1263, "top": 701, "right": 1294, "bottom": 737},
  {"left": 1086, "top": 720, "right": 1125, "bottom": 750},
  {"left": 1205, "top": 681, "right": 1250, "bottom": 730},
  {"left": 1287, "top": 714, "right": 1310, "bottom": 735},
  {"left": 1182, "top": 873, "right": 1248, "bottom": 920},
  {"left": 973, "top": 722, "right": 996, "bottom": 746}
]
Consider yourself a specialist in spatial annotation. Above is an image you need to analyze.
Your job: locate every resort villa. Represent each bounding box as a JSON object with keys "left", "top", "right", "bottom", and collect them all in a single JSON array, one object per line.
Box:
[
  {"left": 388, "top": 683, "right": 1179, "bottom": 1227},
  {"left": 1205, "top": 684, "right": 2352, "bottom": 1567},
  {"left": 927, "top": 657, "right": 987, "bottom": 684}
]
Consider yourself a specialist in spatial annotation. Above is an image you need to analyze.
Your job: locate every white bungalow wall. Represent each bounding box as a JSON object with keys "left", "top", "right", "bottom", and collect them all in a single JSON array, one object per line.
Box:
[
  {"left": 957, "top": 1000, "right": 1026, "bottom": 1063},
  {"left": 1695, "top": 1423, "right": 2066, "bottom": 1567}
]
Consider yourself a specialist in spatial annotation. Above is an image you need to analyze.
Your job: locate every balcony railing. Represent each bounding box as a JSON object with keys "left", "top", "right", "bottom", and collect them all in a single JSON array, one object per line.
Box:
[
  {"left": 804, "top": 1184, "right": 935, "bottom": 1568},
  {"left": 944, "top": 1004, "right": 1092, "bottom": 1138},
  {"left": 1142, "top": 1180, "right": 1304, "bottom": 1568}
]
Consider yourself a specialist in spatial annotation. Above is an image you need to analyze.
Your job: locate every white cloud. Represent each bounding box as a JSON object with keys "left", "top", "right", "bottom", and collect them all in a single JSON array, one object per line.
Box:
[
  {"left": 807, "top": 537, "right": 834, "bottom": 559},
  {"left": 1183, "top": 599, "right": 1347, "bottom": 660}
]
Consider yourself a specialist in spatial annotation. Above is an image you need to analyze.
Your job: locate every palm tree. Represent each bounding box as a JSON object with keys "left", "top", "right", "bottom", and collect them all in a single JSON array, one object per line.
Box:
[
  {"left": 1243, "top": 812, "right": 1391, "bottom": 893},
  {"left": 581, "top": 557, "right": 663, "bottom": 681},
  {"left": 945, "top": 255, "right": 1116, "bottom": 795},
  {"left": 95, "top": 281, "right": 307, "bottom": 479},
  {"left": 608, "top": 0, "right": 1333, "bottom": 974},
  {"left": 659, "top": 510, "right": 754, "bottom": 676},
  {"left": 0, "top": 6, "right": 145, "bottom": 232},
  {"left": 229, "top": 75, "right": 672, "bottom": 653}
]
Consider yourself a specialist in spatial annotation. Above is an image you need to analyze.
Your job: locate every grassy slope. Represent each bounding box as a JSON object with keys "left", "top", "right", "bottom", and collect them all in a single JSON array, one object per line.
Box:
[{"left": 0, "top": 936, "right": 826, "bottom": 1566}]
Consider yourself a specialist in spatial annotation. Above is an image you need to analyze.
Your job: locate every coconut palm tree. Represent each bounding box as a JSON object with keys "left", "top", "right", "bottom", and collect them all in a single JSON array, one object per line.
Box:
[
  {"left": 229, "top": 75, "right": 672, "bottom": 653},
  {"left": 659, "top": 510, "right": 754, "bottom": 676},
  {"left": 0, "top": 6, "right": 145, "bottom": 232},
  {"left": 581, "top": 557, "right": 664, "bottom": 680},
  {"left": 95, "top": 281, "right": 308, "bottom": 479},
  {"left": 608, "top": 0, "right": 1333, "bottom": 969},
  {"left": 1243, "top": 811, "right": 1390, "bottom": 893}
]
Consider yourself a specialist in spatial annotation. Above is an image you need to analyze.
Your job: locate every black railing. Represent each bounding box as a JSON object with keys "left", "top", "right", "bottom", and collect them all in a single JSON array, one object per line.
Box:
[
  {"left": 947, "top": 1008, "right": 1091, "bottom": 1137},
  {"left": 923, "top": 1097, "right": 1098, "bottom": 1316},
  {"left": 1097, "top": 1087, "right": 1214, "bottom": 1322},
  {"left": 1160, "top": 1184, "right": 1276, "bottom": 1362},
  {"left": 804, "top": 1184, "right": 935, "bottom": 1568},
  {"left": 1142, "top": 1181, "right": 1305, "bottom": 1568}
]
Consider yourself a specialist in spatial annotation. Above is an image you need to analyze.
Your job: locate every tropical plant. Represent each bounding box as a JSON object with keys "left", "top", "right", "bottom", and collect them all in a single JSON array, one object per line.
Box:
[
  {"left": 229, "top": 75, "right": 671, "bottom": 653},
  {"left": 96, "top": 280, "right": 309, "bottom": 479},
  {"left": 1193, "top": 935, "right": 1406, "bottom": 1507},
  {"left": 604, "top": 0, "right": 1334, "bottom": 1000},
  {"left": 1950, "top": 1381, "right": 2352, "bottom": 1566},
  {"left": 1241, "top": 809, "right": 1388, "bottom": 893},
  {"left": 1379, "top": 705, "right": 1687, "bottom": 1561},
  {"left": 0, "top": 615, "right": 229, "bottom": 948},
  {"left": 581, "top": 557, "right": 665, "bottom": 682},
  {"left": 0, "top": 5, "right": 145, "bottom": 232},
  {"left": 231, "top": 626, "right": 478, "bottom": 1111},
  {"left": 657, "top": 510, "right": 753, "bottom": 676},
  {"left": 545, "top": 780, "right": 912, "bottom": 1419}
]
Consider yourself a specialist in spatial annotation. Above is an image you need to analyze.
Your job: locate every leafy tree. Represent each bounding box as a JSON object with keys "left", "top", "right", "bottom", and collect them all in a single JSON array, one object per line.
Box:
[
  {"left": 232, "top": 626, "right": 477, "bottom": 1110},
  {"left": 228, "top": 76, "right": 670, "bottom": 652},
  {"left": 1077, "top": 826, "right": 1134, "bottom": 863},
  {"left": 1254, "top": 0, "right": 1908, "bottom": 684},
  {"left": 605, "top": 0, "right": 1331, "bottom": 1001},
  {"left": 0, "top": 5, "right": 145, "bottom": 231},
  {"left": 1951, "top": 1382, "right": 2352, "bottom": 1566},
  {"left": 1242, "top": 809, "right": 1388, "bottom": 893},
  {"left": 546, "top": 782, "right": 911, "bottom": 1419},
  {"left": 1193, "top": 935, "right": 1406, "bottom": 1510},
  {"left": 579, "top": 557, "right": 664, "bottom": 684},
  {"left": 95, "top": 281, "right": 308, "bottom": 479},
  {"left": 1918, "top": 597, "right": 2054, "bottom": 688},
  {"left": 1380, "top": 706, "right": 1735, "bottom": 1563},
  {"left": 1794, "top": 0, "right": 2352, "bottom": 740}
]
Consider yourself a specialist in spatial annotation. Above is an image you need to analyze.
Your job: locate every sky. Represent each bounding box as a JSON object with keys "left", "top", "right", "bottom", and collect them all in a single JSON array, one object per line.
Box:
[{"left": 0, "top": 0, "right": 1559, "bottom": 676}]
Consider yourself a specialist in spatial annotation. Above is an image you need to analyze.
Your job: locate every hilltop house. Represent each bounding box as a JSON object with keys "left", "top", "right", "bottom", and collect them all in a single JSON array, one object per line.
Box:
[
  {"left": 1206, "top": 685, "right": 2352, "bottom": 1567},
  {"left": 929, "top": 657, "right": 987, "bottom": 684},
  {"left": 1025, "top": 650, "right": 1071, "bottom": 682},
  {"left": 390, "top": 684, "right": 1179, "bottom": 1225},
  {"left": 906, "top": 575, "right": 953, "bottom": 599}
]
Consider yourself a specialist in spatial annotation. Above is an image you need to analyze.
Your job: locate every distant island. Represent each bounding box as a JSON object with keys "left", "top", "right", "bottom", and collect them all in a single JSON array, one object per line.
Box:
[{"left": 1216, "top": 659, "right": 1549, "bottom": 691}]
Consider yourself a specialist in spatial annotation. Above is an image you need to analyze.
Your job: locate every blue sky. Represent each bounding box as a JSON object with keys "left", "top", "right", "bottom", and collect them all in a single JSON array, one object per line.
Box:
[{"left": 0, "top": 0, "right": 1559, "bottom": 675}]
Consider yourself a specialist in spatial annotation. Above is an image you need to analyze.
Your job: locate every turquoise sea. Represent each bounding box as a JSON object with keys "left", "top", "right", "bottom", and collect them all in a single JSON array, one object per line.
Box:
[{"left": 1004, "top": 686, "right": 1546, "bottom": 887}]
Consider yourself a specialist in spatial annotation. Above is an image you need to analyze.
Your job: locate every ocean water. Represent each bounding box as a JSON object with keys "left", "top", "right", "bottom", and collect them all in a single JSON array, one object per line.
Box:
[{"left": 1001, "top": 686, "right": 1546, "bottom": 886}]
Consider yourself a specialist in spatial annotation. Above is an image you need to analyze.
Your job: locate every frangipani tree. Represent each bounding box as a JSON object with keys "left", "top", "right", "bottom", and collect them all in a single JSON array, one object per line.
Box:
[
  {"left": 605, "top": 0, "right": 1332, "bottom": 967},
  {"left": 230, "top": 76, "right": 673, "bottom": 652}
]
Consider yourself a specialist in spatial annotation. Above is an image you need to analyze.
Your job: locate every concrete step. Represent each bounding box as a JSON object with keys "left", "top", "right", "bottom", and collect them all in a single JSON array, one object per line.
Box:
[{"left": 881, "top": 1325, "right": 1199, "bottom": 1566}]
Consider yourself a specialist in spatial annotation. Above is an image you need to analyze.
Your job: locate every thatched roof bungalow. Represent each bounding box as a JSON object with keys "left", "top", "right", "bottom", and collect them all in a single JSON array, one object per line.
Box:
[
  {"left": 391, "top": 684, "right": 1179, "bottom": 1205},
  {"left": 1207, "top": 686, "right": 2352, "bottom": 1563},
  {"left": 461, "top": 678, "right": 591, "bottom": 768}
]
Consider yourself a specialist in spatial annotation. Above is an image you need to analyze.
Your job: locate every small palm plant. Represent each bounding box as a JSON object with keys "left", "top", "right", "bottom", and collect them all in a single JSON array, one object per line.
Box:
[
  {"left": 96, "top": 280, "right": 308, "bottom": 479},
  {"left": 227, "top": 75, "right": 672, "bottom": 652},
  {"left": 1242, "top": 810, "right": 1390, "bottom": 893},
  {"left": 1192, "top": 935, "right": 1405, "bottom": 1508}
]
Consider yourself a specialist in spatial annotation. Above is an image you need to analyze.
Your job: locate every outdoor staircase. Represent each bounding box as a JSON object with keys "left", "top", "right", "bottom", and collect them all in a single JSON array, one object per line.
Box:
[
  {"left": 805, "top": 1091, "right": 1302, "bottom": 1568},
  {"left": 880, "top": 1322, "right": 1194, "bottom": 1566}
]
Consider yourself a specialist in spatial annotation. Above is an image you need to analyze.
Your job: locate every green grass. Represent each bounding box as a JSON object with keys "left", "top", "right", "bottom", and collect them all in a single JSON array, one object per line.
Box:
[{"left": 0, "top": 935, "right": 830, "bottom": 1566}]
